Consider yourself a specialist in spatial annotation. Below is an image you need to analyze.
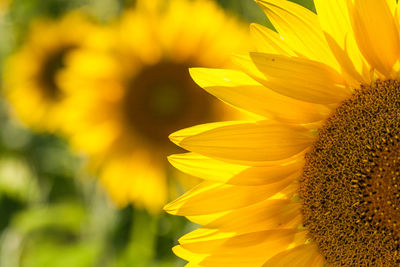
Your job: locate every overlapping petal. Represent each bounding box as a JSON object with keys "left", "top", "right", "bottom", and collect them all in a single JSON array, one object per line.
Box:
[
  {"left": 200, "top": 199, "right": 301, "bottom": 233},
  {"left": 179, "top": 229, "right": 301, "bottom": 266},
  {"left": 314, "top": 0, "right": 369, "bottom": 85},
  {"left": 349, "top": 0, "right": 400, "bottom": 77},
  {"left": 190, "top": 67, "right": 332, "bottom": 123},
  {"left": 249, "top": 53, "right": 350, "bottom": 104},
  {"left": 249, "top": 24, "right": 295, "bottom": 56},
  {"left": 256, "top": 0, "right": 340, "bottom": 70},
  {"left": 262, "top": 244, "right": 325, "bottom": 267},
  {"left": 164, "top": 175, "right": 294, "bottom": 216},
  {"left": 170, "top": 120, "right": 314, "bottom": 163},
  {"left": 168, "top": 152, "right": 303, "bottom": 185}
]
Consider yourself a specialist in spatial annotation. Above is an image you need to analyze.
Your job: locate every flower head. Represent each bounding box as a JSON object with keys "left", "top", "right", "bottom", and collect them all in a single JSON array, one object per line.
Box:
[
  {"left": 60, "top": 0, "right": 250, "bottom": 212},
  {"left": 4, "top": 13, "right": 95, "bottom": 132},
  {"left": 166, "top": 0, "right": 400, "bottom": 265}
]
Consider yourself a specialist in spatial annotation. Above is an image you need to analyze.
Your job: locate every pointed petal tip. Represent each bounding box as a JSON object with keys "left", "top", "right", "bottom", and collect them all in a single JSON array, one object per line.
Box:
[
  {"left": 168, "top": 130, "right": 185, "bottom": 146},
  {"left": 167, "top": 154, "right": 180, "bottom": 167},
  {"left": 249, "top": 23, "right": 262, "bottom": 34},
  {"left": 188, "top": 67, "right": 207, "bottom": 86},
  {"left": 188, "top": 67, "right": 200, "bottom": 78},
  {"left": 168, "top": 132, "right": 179, "bottom": 145},
  {"left": 163, "top": 200, "right": 179, "bottom": 214}
]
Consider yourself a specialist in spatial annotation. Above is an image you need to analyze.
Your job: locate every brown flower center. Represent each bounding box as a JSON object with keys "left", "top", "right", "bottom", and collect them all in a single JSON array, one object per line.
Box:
[
  {"left": 300, "top": 79, "right": 400, "bottom": 266},
  {"left": 39, "top": 45, "right": 75, "bottom": 99},
  {"left": 123, "top": 62, "right": 214, "bottom": 145}
]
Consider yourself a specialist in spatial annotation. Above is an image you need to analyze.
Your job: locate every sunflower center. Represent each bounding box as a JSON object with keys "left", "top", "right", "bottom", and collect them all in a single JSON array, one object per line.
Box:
[
  {"left": 123, "top": 62, "right": 213, "bottom": 145},
  {"left": 39, "top": 45, "right": 75, "bottom": 99},
  {"left": 300, "top": 79, "right": 400, "bottom": 266}
]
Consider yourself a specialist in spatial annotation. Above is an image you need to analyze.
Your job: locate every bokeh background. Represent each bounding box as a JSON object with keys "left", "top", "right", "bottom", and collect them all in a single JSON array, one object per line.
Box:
[{"left": 0, "top": 0, "right": 313, "bottom": 266}]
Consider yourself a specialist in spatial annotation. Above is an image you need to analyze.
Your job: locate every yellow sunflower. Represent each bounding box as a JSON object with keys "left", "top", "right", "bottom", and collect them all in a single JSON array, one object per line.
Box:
[
  {"left": 59, "top": 0, "right": 250, "bottom": 213},
  {"left": 165, "top": 0, "right": 400, "bottom": 265},
  {"left": 4, "top": 13, "right": 96, "bottom": 132}
]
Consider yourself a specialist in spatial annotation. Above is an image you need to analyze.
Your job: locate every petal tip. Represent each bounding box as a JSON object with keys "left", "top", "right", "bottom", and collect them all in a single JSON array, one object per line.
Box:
[
  {"left": 168, "top": 131, "right": 183, "bottom": 146},
  {"left": 163, "top": 201, "right": 179, "bottom": 214}
]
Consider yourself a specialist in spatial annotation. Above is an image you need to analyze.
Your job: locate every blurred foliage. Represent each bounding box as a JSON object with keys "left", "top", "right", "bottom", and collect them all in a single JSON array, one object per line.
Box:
[
  {"left": 216, "top": 0, "right": 315, "bottom": 28},
  {"left": 216, "top": 0, "right": 271, "bottom": 26},
  {"left": 0, "top": 102, "right": 189, "bottom": 266},
  {"left": 0, "top": 0, "right": 316, "bottom": 266}
]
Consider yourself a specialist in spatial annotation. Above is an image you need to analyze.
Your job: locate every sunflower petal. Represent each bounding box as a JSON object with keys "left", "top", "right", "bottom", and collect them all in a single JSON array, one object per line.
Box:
[
  {"left": 249, "top": 23, "right": 295, "bottom": 56},
  {"left": 256, "top": 0, "right": 339, "bottom": 70},
  {"left": 170, "top": 120, "right": 314, "bottom": 162},
  {"left": 172, "top": 245, "right": 206, "bottom": 265},
  {"left": 250, "top": 52, "right": 350, "bottom": 104},
  {"left": 180, "top": 229, "right": 297, "bottom": 253},
  {"left": 262, "top": 244, "right": 325, "bottom": 267},
  {"left": 349, "top": 0, "right": 400, "bottom": 76},
  {"left": 314, "top": 0, "right": 351, "bottom": 48},
  {"left": 387, "top": 0, "right": 397, "bottom": 15},
  {"left": 323, "top": 33, "right": 365, "bottom": 87},
  {"left": 101, "top": 152, "right": 167, "bottom": 213},
  {"left": 169, "top": 121, "right": 244, "bottom": 145},
  {"left": 202, "top": 199, "right": 301, "bottom": 233},
  {"left": 186, "top": 212, "right": 229, "bottom": 226},
  {"left": 168, "top": 152, "right": 303, "bottom": 186},
  {"left": 164, "top": 176, "right": 294, "bottom": 216},
  {"left": 314, "top": 0, "right": 368, "bottom": 84},
  {"left": 232, "top": 53, "right": 266, "bottom": 81},
  {"left": 181, "top": 229, "right": 302, "bottom": 266},
  {"left": 189, "top": 67, "right": 331, "bottom": 123}
]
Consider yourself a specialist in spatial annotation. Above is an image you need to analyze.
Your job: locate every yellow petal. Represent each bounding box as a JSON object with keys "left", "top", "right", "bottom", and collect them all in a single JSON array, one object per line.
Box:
[
  {"left": 182, "top": 229, "right": 300, "bottom": 266},
  {"left": 256, "top": 0, "right": 340, "bottom": 71},
  {"left": 164, "top": 175, "right": 294, "bottom": 216},
  {"left": 185, "top": 182, "right": 301, "bottom": 225},
  {"left": 202, "top": 199, "right": 301, "bottom": 233},
  {"left": 249, "top": 23, "right": 295, "bottom": 56},
  {"left": 262, "top": 243, "right": 325, "bottom": 267},
  {"left": 180, "top": 229, "right": 297, "bottom": 253},
  {"left": 186, "top": 211, "right": 230, "bottom": 226},
  {"left": 314, "top": 0, "right": 368, "bottom": 84},
  {"left": 172, "top": 245, "right": 207, "bottom": 266},
  {"left": 190, "top": 67, "right": 331, "bottom": 123},
  {"left": 169, "top": 121, "right": 245, "bottom": 145},
  {"left": 232, "top": 53, "right": 266, "bottom": 82},
  {"left": 387, "top": 0, "right": 397, "bottom": 15},
  {"left": 314, "top": 0, "right": 351, "bottom": 48},
  {"left": 323, "top": 34, "right": 365, "bottom": 87},
  {"left": 350, "top": 0, "right": 400, "bottom": 76},
  {"left": 168, "top": 152, "right": 303, "bottom": 185},
  {"left": 250, "top": 53, "right": 350, "bottom": 104},
  {"left": 171, "top": 120, "right": 314, "bottom": 162},
  {"left": 101, "top": 152, "right": 167, "bottom": 213}
]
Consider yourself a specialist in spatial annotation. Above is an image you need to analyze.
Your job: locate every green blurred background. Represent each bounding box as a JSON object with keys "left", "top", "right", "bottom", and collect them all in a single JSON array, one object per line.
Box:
[{"left": 0, "top": 0, "right": 314, "bottom": 266}]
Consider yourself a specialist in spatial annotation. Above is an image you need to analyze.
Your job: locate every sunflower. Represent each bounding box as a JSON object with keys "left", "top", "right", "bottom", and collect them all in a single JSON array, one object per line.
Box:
[
  {"left": 59, "top": 0, "right": 250, "bottom": 213},
  {"left": 4, "top": 13, "right": 95, "bottom": 132},
  {"left": 165, "top": 0, "right": 400, "bottom": 265}
]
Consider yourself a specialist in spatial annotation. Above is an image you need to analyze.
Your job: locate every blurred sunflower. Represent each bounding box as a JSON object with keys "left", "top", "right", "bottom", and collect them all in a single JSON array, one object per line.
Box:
[
  {"left": 4, "top": 13, "right": 95, "bottom": 132},
  {"left": 165, "top": 0, "right": 400, "bottom": 265},
  {"left": 59, "top": 0, "right": 250, "bottom": 213},
  {"left": 0, "top": 0, "right": 10, "bottom": 13}
]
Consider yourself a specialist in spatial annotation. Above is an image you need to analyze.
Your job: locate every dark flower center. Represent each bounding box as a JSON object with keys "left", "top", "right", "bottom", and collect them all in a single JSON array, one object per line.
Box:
[
  {"left": 300, "top": 79, "right": 400, "bottom": 266},
  {"left": 123, "top": 62, "right": 214, "bottom": 145},
  {"left": 39, "top": 45, "right": 75, "bottom": 99}
]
